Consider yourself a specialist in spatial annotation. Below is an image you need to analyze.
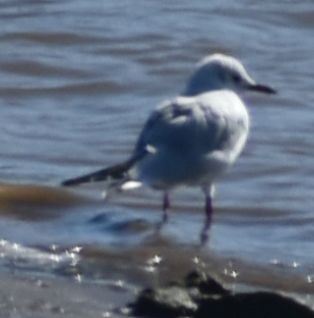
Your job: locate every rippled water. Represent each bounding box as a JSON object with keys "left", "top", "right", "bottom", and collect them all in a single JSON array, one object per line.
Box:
[{"left": 0, "top": 0, "right": 314, "bottom": 304}]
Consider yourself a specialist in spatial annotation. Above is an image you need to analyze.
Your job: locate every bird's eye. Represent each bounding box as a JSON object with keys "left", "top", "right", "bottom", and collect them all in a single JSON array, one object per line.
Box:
[{"left": 232, "top": 74, "right": 241, "bottom": 83}]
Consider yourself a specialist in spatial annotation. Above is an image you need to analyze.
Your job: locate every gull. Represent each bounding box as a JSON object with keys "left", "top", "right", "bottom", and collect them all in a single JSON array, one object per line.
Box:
[{"left": 62, "top": 53, "right": 275, "bottom": 240}]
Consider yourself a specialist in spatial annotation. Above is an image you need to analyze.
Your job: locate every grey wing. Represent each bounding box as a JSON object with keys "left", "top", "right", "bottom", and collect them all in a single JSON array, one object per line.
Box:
[{"left": 133, "top": 99, "right": 231, "bottom": 157}]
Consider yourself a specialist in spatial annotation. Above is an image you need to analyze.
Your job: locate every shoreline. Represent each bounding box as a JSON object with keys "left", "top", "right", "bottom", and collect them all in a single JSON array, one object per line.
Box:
[{"left": 0, "top": 270, "right": 133, "bottom": 318}]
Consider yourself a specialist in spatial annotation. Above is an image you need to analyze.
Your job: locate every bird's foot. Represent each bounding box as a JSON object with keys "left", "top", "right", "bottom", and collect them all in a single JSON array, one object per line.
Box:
[
  {"left": 156, "top": 210, "right": 168, "bottom": 231},
  {"left": 200, "top": 225, "right": 210, "bottom": 246}
]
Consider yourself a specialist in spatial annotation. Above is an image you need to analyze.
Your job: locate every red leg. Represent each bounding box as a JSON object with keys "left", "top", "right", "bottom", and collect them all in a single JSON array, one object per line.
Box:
[
  {"left": 162, "top": 192, "right": 170, "bottom": 223},
  {"left": 156, "top": 192, "right": 170, "bottom": 231},
  {"left": 200, "top": 186, "right": 213, "bottom": 244}
]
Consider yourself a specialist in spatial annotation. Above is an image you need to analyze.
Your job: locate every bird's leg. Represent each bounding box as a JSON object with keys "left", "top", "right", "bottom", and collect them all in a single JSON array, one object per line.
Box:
[
  {"left": 162, "top": 191, "right": 170, "bottom": 223},
  {"left": 154, "top": 192, "right": 171, "bottom": 234},
  {"left": 200, "top": 186, "right": 214, "bottom": 244},
  {"left": 156, "top": 192, "right": 170, "bottom": 232}
]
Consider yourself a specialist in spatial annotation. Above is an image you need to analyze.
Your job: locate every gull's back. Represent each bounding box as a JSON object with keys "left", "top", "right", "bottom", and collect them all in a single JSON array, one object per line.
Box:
[{"left": 132, "top": 90, "right": 249, "bottom": 189}]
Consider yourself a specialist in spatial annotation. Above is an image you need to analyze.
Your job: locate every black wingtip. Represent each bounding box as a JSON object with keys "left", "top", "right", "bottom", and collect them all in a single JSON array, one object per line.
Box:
[
  {"left": 61, "top": 154, "right": 149, "bottom": 187},
  {"left": 61, "top": 179, "right": 78, "bottom": 187},
  {"left": 60, "top": 163, "right": 128, "bottom": 187},
  {"left": 61, "top": 171, "right": 106, "bottom": 187},
  {"left": 61, "top": 177, "right": 87, "bottom": 187}
]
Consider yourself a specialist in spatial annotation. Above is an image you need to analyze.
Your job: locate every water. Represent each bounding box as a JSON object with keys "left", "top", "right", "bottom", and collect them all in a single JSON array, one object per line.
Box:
[{"left": 0, "top": 0, "right": 314, "bottom": 305}]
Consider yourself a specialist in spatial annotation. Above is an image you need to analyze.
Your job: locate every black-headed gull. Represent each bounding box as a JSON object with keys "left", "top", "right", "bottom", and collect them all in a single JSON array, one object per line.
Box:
[{"left": 62, "top": 54, "right": 275, "bottom": 240}]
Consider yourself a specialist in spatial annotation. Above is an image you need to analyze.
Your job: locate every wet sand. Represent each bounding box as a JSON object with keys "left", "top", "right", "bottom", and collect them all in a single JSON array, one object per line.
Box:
[
  {"left": 0, "top": 271, "right": 132, "bottom": 318},
  {"left": 0, "top": 183, "right": 98, "bottom": 220},
  {"left": 1, "top": 247, "right": 313, "bottom": 318}
]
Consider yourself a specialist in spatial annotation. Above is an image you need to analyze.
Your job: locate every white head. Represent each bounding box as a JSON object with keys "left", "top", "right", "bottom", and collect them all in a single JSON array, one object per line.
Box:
[{"left": 184, "top": 53, "right": 276, "bottom": 96}]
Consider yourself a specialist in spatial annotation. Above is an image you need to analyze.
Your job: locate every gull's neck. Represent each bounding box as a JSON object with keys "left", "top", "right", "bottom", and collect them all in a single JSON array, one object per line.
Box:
[{"left": 182, "top": 74, "right": 224, "bottom": 97}]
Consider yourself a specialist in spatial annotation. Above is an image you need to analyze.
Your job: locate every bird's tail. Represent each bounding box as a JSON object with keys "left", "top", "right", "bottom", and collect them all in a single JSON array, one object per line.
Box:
[
  {"left": 61, "top": 160, "right": 131, "bottom": 186},
  {"left": 61, "top": 146, "right": 153, "bottom": 187}
]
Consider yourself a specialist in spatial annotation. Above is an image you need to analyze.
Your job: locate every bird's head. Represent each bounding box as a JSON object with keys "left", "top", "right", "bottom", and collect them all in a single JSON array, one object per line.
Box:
[{"left": 184, "top": 53, "right": 276, "bottom": 96}]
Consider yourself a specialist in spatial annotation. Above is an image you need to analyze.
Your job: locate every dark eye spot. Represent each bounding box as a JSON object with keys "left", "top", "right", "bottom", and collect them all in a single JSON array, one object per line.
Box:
[{"left": 232, "top": 74, "right": 241, "bottom": 83}]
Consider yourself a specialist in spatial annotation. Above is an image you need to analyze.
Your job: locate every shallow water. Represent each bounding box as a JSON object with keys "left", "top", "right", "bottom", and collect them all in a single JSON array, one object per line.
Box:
[{"left": 0, "top": 0, "right": 314, "bottom": 307}]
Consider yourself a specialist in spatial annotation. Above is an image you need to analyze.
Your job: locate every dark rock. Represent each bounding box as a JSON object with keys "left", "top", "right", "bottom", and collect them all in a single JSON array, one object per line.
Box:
[
  {"left": 131, "top": 286, "right": 197, "bottom": 317},
  {"left": 196, "top": 291, "right": 314, "bottom": 318},
  {"left": 129, "top": 271, "right": 314, "bottom": 318},
  {"left": 185, "top": 270, "right": 230, "bottom": 296}
]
